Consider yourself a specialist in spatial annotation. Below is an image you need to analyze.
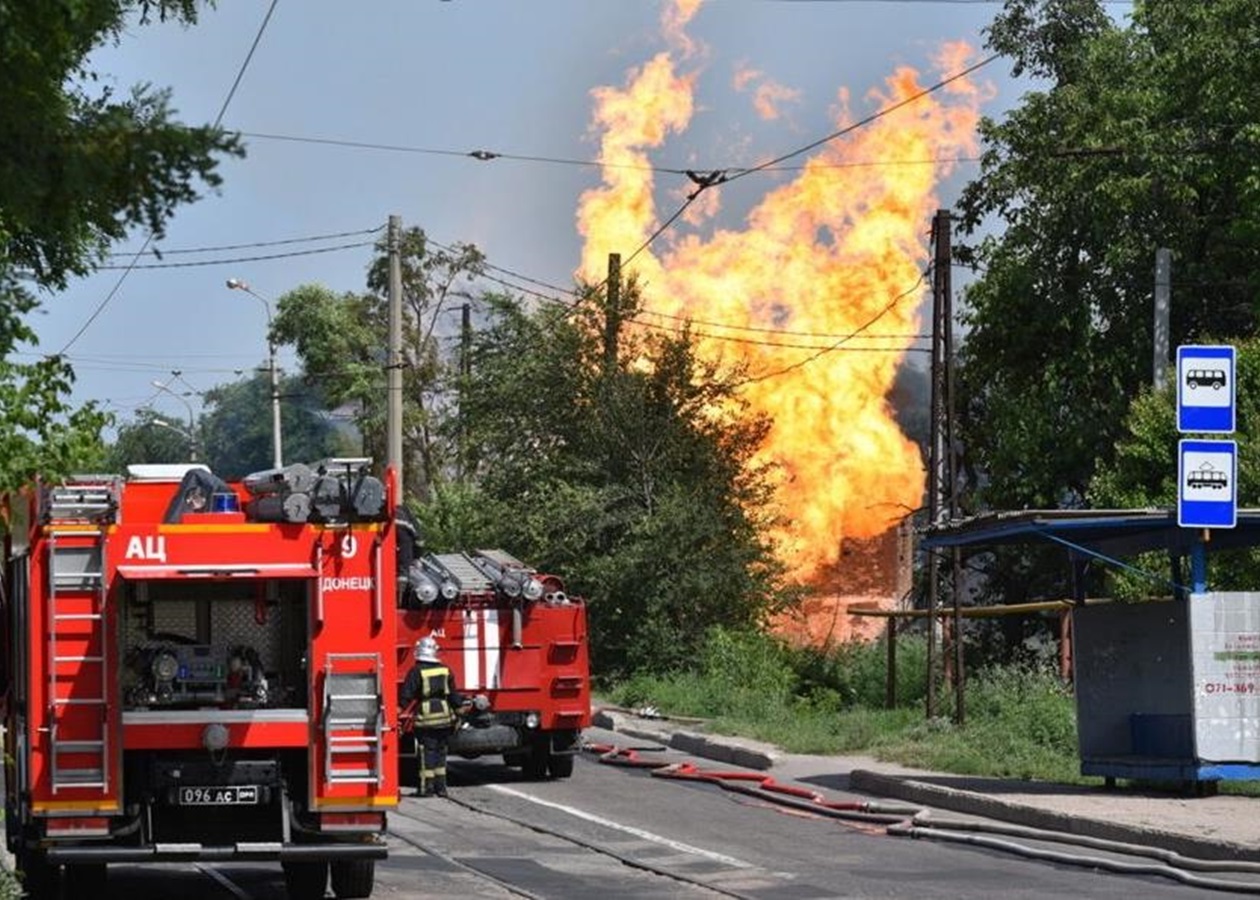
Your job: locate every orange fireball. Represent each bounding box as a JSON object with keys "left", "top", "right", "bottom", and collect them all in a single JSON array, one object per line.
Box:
[{"left": 578, "top": 3, "right": 984, "bottom": 596}]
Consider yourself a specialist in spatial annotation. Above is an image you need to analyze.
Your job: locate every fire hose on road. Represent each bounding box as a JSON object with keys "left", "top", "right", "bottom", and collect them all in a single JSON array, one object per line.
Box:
[{"left": 585, "top": 741, "right": 1260, "bottom": 895}]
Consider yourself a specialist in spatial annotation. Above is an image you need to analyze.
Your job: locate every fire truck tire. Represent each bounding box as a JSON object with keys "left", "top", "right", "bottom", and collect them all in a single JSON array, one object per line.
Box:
[
  {"left": 282, "top": 860, "right": 329, "bottom": 899},
  {"left": 15, "top": 847, "right": 57, "bottom": 899},
  {"left": 63, "top": 862, "right": 107, "bottom": 896},
  {"left": 523, "top": 742, "right": 549, "bottom": 780},
  {"left": 331, "top": 859, "right": 376, "bottom": 898},
  {"left": 547, "top": 753, "right": 575, "bottom": 779}
]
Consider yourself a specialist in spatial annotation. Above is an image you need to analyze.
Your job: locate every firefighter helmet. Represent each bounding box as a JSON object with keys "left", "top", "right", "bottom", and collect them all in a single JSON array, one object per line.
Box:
[{"left": 415, "top": 635, "right": 440, "bottom": 663}]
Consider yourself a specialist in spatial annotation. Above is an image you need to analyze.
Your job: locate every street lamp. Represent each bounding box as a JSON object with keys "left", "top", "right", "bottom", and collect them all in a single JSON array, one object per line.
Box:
[
  {"left": 151, "top": 379, "right": 198, "bottom": 461},
  {"left": 150, "top": 417, "right": 198, "bottom": 460},
  {"left": 226, "top": 278, "right": 283, "bottom": 468}
]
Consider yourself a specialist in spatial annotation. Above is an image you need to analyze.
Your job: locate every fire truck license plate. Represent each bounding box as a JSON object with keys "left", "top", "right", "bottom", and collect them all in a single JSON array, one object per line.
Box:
[{"left": 177, "top": 785, "right": 260, "bottom": 806}]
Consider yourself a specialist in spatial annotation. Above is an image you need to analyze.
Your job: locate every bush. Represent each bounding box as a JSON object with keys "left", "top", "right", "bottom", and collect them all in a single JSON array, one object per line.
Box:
[
  {"left": 788, "top": 632, "right": 929, "bottom": 710},
  {"left": 604, "top": 629, "right": 1084, "bottom": 783}
]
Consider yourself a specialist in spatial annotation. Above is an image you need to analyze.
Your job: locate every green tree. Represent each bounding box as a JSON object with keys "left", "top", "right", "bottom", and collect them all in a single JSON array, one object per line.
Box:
[
  {"left": 954, "top": 0, "right": 1260, "bottom": 511},
  {"left": 102, "top": 409, "right": 192, "bottom": 470},
  {"left": 0, "top": 0, "right": 241, "bottom": 487},
  {"left": 270, "top": 228, "right": 484, "bottom": 501},
  {"left": 199, "top": 371, "right": 357, "bottom": 479},
  {"left": 448, "top": 284, "right": 787, "bottom": 677}
]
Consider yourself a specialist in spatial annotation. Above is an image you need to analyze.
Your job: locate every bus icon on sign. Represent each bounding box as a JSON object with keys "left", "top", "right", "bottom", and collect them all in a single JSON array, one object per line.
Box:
[
  {"left": 1187, "top": 465, "right": 1228, "bottom": 490},
  {"left": 1186, "top": 368, "right": 1227, "bottom": 390}
]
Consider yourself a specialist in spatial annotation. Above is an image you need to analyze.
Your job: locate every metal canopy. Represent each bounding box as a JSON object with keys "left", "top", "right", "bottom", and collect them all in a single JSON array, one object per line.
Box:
[{"left": 920, "top": 508, "right": 1260, "bottom": 559}]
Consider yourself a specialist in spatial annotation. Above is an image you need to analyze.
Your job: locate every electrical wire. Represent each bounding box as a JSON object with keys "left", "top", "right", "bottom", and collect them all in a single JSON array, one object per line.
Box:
[
  {"left": 424, "top": 233, "right": 932, "bottom": 349},
  {"left": 737, "top": 269, "right": 931, "bottom": 385},
  {"left": 723, "top": 53, "right": 1000, "bottom": 187},
  {"left": 102, "top": 225, "right": 383, "bottom": 259},
  {"left": 238, "top": 129, "right": 982, "bottom": 175},
  {"left": 92, "top": 240, "right": 376, "bottom": 270},
  {"left": 57, "top": 0, "right": 281, "bottom": 355}
]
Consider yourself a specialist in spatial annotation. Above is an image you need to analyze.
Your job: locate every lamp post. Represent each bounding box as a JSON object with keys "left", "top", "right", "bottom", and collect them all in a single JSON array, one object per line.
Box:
[
  {"left": 150, "top": 417, "right": 198, "bottom": 460},
  {"left": 226, "top": 278, "right": 283, "bottom": 468},
  {"left": 150, "top": 379, "right": 198, "bottom": 461}
]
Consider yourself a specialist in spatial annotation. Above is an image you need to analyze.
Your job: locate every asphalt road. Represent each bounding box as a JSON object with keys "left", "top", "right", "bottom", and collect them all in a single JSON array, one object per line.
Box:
[{"left": 13, "top": 727, "right": 1253, "bottom": 898}]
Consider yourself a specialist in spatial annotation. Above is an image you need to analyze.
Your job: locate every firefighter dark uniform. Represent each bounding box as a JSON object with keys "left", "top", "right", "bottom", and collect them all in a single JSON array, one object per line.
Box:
[{"left": 402, "top": 637, "right": 466, "bottom": 797}]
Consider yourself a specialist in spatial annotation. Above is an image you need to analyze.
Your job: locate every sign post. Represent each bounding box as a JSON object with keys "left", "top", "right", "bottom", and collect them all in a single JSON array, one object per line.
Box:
[
  {"left": 1176, "top": 344, "right": 1238, "bottom": 591},
  {"left": 1178, "top": 439, "right": 1237, "bottom": 529}
]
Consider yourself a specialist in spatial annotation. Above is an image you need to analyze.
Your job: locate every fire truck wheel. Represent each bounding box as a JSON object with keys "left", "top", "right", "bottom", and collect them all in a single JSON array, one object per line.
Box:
[
  {"left": 547, "top": 753, "right": 575, "bottom": 779},
  {"left": 15, "top": 847, "right": 57, "bottom": 899},
  {"left": 63, "top": 862, "right": 107, "bottom": 896},
  {"left": 282, "top": 860, "right": 329, "bottom": 899},
  {"left": 523, "top": 742, "right": 550, "bottom": 780},
  {"left": 330, "top": 859, "right": 376, "bottom": 898}
]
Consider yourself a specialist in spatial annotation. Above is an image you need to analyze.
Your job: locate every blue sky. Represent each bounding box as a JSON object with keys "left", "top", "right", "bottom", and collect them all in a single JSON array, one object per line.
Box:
[{"left": 41, "top": 0, "right": 1031, "bottom": 435}]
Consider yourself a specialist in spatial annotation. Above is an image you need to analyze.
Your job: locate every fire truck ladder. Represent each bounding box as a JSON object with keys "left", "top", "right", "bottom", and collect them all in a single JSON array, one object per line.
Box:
[
  {"left": 322, "top": 653, "right": 385, "bottom": 786},
  {"left": 45, "top": 479, "right": 118, "bottom": 794}
]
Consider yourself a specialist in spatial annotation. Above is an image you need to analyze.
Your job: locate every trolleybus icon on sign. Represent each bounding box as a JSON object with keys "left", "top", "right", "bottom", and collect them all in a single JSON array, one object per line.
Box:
[{"left": 1177, "top": 345, "right": 1236, "bottom": 434}]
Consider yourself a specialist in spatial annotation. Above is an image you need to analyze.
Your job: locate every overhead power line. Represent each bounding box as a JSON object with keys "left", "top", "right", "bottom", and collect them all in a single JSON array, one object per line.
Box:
[
  {"left": 723, "top": 53, "right": 1001, "bottom": 186},
  {"left": 103, "top": 225, "right": 383, "bottom": 259},
  {"left": 238, "top": 130, "right": 981, "bottom": 175},
  {"left": 426, "top": 234, "right": 932, "bottom": 347},
  {"left": 58, "top": 0, "right": 280, "bottom": 354},
  {"left": 93, "top": 240, "right": 376, "bottom": 270}
]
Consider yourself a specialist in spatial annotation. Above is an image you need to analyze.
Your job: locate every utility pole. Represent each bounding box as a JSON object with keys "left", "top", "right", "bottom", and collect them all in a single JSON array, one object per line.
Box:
[
  {"left": 1154, "top": 248, "right": 1171, "bottom": 391},
  {"left": 458, "top": 301, "right": 471, "bottom": 482},
  {"left": 939, "top": 210, "right": 965, "bottom": 726},
  {"left": 603, "top": 253, "right": 621, "bottom": 376},
  {"left": 387, "top": 214, "right": 404, "bottom": 497},
  {"left": 927, "top": 209, "right": 963, "bottom": 721}
]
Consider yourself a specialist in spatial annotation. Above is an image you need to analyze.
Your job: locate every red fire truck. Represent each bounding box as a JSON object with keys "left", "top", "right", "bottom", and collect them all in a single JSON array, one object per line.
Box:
[
  {"left": 1, "top": 460, "right": 399, "bottom": 899},
  {"left": 397, "top": 547, "right": 591, "bottom": 780}
]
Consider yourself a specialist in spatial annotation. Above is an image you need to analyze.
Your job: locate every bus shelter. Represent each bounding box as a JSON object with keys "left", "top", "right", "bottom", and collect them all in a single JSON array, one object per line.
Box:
[{"left": 922, "top": 509, "right": 1260, "bottom": 786}]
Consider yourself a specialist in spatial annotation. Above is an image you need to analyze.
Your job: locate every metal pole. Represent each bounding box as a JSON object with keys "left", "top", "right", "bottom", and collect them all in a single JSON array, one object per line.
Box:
[
  {"left": 604, "top": 253, "right": 621, "bottom": 376},
  {"left": 268, "top": 336, "right": 282, "bottom": 468},
  {"left": 939, "top": 210, "right": 965, "bottom": 726},
  {"left": 226, "top": 278, "right": 283, "bottom": 468},
  {"left": 1154, "top": 249, "right": 1171, "bottom": 391},
  {"left": 151, "top": 379, "right": 198, "bottom": 461},
  {"left": 387, "top": 215, "right": 404, "bottom": 494}
]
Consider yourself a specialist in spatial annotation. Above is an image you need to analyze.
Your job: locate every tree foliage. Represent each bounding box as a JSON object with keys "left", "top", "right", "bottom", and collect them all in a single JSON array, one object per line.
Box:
[
  {"left": 444, "top": 283, "right": 787, "bottom": 678},
  {"left": 103, "top": 408, "right": 195, "bottom": 470},
  {"left": 270, "top": 228, "right": 483, "bottom": 500},
  {"left": 199, "top": 372, "right": 357, "bottom": 479},
  {"left": 955, "top": 0, "right": 1260, "bottom": 511},
  {"left": 0, "top": 0, "right": 241, "bottom": 488},
  {"left": 272, "top": 247, "right": 788, "bottom": 675}
]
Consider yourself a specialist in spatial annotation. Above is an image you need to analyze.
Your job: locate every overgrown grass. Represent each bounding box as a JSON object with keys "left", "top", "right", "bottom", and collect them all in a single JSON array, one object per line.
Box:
[{"left": 605, "top": 626, "right": 1085, "bottom": 784}]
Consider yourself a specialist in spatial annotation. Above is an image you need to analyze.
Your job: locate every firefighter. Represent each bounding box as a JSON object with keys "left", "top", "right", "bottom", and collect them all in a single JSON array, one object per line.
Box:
[{"left": 402, "top": 635, "right": 468, "bottom": 797}]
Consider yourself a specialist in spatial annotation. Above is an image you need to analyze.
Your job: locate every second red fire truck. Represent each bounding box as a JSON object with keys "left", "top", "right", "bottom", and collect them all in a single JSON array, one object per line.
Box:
[{"left": 396, "top": 539, "right": 591, "bottom": 781}]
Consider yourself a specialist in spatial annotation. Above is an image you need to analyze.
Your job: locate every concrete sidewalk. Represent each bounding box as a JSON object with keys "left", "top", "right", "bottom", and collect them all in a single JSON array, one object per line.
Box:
[{"left": 591, "top": 707, "right": 1260, "bottom": 865}]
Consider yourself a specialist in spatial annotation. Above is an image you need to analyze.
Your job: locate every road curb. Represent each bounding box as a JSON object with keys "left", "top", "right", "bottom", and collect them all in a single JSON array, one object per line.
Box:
[
  {"left": 591, "top": 709, "right": 777, "bottom": 770},
  {"left": 849, "top": 769, "right": 1260, "bottom": 864}
]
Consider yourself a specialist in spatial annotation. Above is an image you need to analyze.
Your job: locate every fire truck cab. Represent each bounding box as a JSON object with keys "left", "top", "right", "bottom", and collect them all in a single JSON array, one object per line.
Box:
[{"left": 1, "top": 460, "right": 399, "bottom": 899}]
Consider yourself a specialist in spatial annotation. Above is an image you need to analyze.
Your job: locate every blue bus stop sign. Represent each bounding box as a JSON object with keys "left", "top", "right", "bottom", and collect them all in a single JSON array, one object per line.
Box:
[
  {"left": 1178, "top": 439, "right": 1237, "bottom": 529},
  {"left": 1177, "top": 345, "right": 1236, "bottom": 433}
]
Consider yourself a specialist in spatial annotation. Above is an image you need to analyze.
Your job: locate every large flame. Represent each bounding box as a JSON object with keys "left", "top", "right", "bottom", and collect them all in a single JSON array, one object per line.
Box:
[{"left": 577, "top": 3, "right": 984, "bottom": 587}]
